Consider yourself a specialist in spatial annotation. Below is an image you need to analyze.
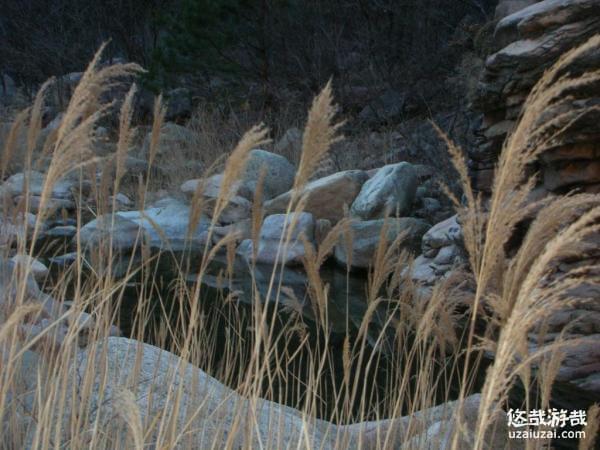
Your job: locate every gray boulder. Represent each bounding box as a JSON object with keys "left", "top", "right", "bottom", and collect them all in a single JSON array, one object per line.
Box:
[
  {"left": 421, "top": 214, "right": 462, "bottom": 258},
  {"left": 350, "top": 162, "right": 418, "bottom": 220},
  {"left": 334, "top": 218, "right": 430, "bottom": 269},
  {"left": 77, "top": 214, "right": 145, "bottom": 251},
  {"left": 116, "top": 199, "right": 210, "bottom": 251},
  {"left": 181, "top": 174, "right": 254, "bottom": 224},
  {"left": 28, "top": 337, "right": 514, "bottom": 449},
  {"left": 242, "top": 149, "right": 295, "bottom": 200},
  {"left": 141, "top": 122, "right": 196, "bottom": 158},
  {"left": 264, "top": 170, "right": 369, "bottom": 223},
  {"left": 238, "top": 212, "right": 315, "bottom": 265},
  {"left": 3, "top": 170, "right": 82, "bottom": 199}
]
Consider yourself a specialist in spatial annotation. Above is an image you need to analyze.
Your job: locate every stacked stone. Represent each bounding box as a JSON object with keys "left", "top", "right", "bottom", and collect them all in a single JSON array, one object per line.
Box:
[
  {"left": 464, "top": 0, "right": 600, "bottom": 399},
  {"left": 470, "top": 0, "right": 600, "bottom": 194}
]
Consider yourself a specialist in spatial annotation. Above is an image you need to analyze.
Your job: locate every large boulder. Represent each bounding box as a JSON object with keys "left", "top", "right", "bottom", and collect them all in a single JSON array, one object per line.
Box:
[
  {"left": 18, "top": 337, "right": 513, "bottom": 449},
  {"left": 77, "top": 214, "right": 145, "bottom": 252},
  {"left": 181, "top": 174, "right": 253, "bottom": 224},
  {"left": 141, "top": 122, "right": 196, "bottom": 158},
  {"left": 242, "top": 149, "right": 296, "bottom": 200},
  {"left": 116, "top": 199, "right": 210, "bottom": 251},
  {"left": 52, "top": 337, "right": 338, "bottom": 449},
  {"left": 238, "top": 212, "right": 315, "bottom": 265},
  {"left": 3, "top": 170, "right": 82, "bottom": 199},
  {"left": 350, "top": 162, "right": 418, "bottom": 220},
  {"left": 334, "top": 218, "right": 430, "bottom": 269},
  {"left": 264, "top": 170, "right": 369, "bottom": 223},
  {"left": 274, "top": 127, "right": 302, "bottom": 157}
]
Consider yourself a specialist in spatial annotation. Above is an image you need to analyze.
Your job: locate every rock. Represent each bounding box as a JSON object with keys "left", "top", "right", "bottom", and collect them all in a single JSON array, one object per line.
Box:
[
  {"left": 496, "top": 0, "right": 600, "bottom": 48},
  {"left": 121, "top": 156, "right": 162, "bottom": 179},
  {"left": 180, "top": 178, "right": 201, "bottom": 196},
  {"left": 46, "top": 225, "right": 77, "bottom": 239},
  {"left": 334, "top": 218, "right": 430, "bottom": 269},
  {"left": 44, "top": 112, "right": 64, "bottom": 132},
  {"left": 410, "top": 255, "right": 438, "bottom": 285},
  {"left": 165, "top": 87, "right": 192, "bottom": 121},
  {"left": 77, "top": 214, "right": 145, "bottom": 252},
  {"left": 67, "top": 310, "right": 121, "bottom": 347},
  {"left": 211, "top": 219, "right": 252, "bottom": 245},
  {"left": 48, "top": 252, "right": 78, "bottom": 269},
  {"left": 52, "top": 337, "right": 337, "bottom": 449},
  {"left": 42, "top": 337, "right": 512, "bottom": 449},
  {"left": 350, "top": 162, "right": 418, "bottom": 220},
  {"left": 182, "top": 174, "right": 254, "bottom": 224},
  {"left": 0, "top": 213, "right": 47, "bottom": 247},
  {"left": 274, "top": 127, "right": 302, "bottom": 157},
  {"left": 342, "top": 393, "right": 515, "bottom": 449},
  {"left": 14, "top": 195, "right": 75, "bottom": 214},
  {"left": 242, "top": 149, "right": 296, "bottom": 200},
  {"left": 3, "top": 171, "right": 80, "bottom": 199},
  {"left": 421, "top": 215, "right": 462, "bottom": 257},
  {"left": 543, "top": 160, "right": 600, "bottom": 191},
  {"left": 359, "top": 89, "right": 405, "bottom": 124},
  {"left": 181, "top": 174, "right": 254, "bottom": 201},
  {"left": 0, "top": 257, "right": 111, "bottom": 354},
  {"left": 210, "top": 194, "right": 252, "bottom": 225},
  {"left": 238, "top": 212, "right": 315, "bottom": 265},
  {"left": 315, "top": 219, "right": 333, "bottom": 247},
  {"left": 433, "top": 244, "right": 459, "bottom": 266},
  {"left": 0, "top": 73, "right": 16, "bottom": 103},
  {"left": 264, "top": 170, "right": 369, "bottom": 223},
  {"left": 421, "top": 197, "right": 441, "bottom": 214},
  {"left": 109, "top": 193, "right": 132, "bottom": 209},
  {"left": 141, "top": 122, "right": 195, "bottom": 158},
  {"left": 494, "top": 0, "right": 539, "bottom": 21},
  {"left": 116, "top": 199, "right": 210, "bottom": 252},
  {"left": 10, "top": 255, "right": 49, "bottom": 283}
]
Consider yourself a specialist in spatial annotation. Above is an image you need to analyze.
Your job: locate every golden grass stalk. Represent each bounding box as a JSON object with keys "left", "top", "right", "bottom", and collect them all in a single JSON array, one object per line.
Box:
[
  {"left": 146, "top": 94, "right": 166, "bottom": 172},
  {"left": 26, "top": 78, "right": 55, "bottom": 160},
  {"left": 211, "top": 123, "right": 270, "bottom": 226},
  {"left": 579, "top": 404, "right": 599, "bottom": 450},
  {"left": 113, "top": 84, "right": 138, "bottom": 193},
  {"left": 293, "top": 80, "right": 343, "bottom": 194}
]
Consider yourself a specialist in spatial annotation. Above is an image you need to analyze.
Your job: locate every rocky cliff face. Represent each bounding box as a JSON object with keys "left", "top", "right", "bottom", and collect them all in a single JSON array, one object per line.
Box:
[
  {"left": 474, "top": 0, "right": 600, "bottom": 397},
  {"left": 412, "top": 0, "right": 600, "bottom": 401},
  {"left": 471, "top": 0, "right": 600, "bottom": 195}
]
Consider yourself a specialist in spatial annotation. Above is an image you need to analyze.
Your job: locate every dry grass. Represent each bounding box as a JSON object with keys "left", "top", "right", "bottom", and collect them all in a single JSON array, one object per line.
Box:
[{"left": 0, "top": 38, "right": 598, "bottom": 449}]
